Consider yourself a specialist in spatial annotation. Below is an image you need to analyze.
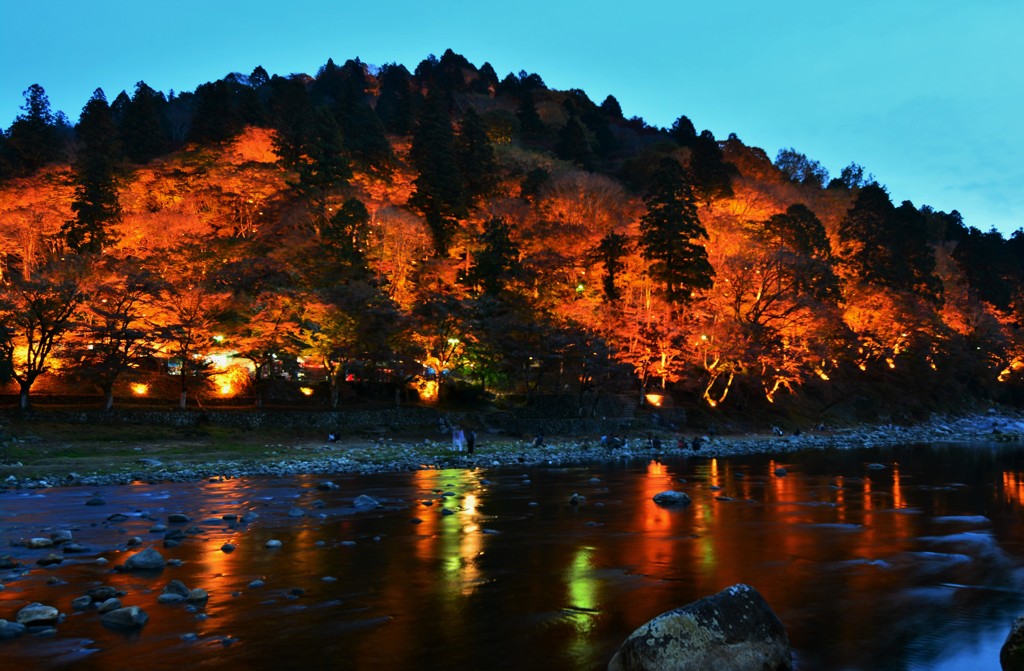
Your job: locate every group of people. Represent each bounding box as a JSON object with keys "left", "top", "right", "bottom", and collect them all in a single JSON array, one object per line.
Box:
[{"left": 451, "top": 425, "right": 477, "bottom": 453}]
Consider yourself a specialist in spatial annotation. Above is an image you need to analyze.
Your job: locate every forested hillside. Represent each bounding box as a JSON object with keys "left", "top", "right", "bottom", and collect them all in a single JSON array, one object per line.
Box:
[{"left": 2, "top": 49, "right": 1023, "bottom": 425}]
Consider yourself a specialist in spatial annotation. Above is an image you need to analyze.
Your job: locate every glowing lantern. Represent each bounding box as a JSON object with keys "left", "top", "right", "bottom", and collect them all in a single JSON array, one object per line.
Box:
[
  {"left": 299, "top": 387, "right": 314, "bottom": 396},
  {"left": 131, "top": 383, "right": 149, "bottom": 396}
]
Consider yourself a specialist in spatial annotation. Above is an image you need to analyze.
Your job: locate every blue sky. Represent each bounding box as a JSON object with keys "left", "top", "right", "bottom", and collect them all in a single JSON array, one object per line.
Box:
[{"left": 3, "top": 0, "right": 1022, "bottom": 236}]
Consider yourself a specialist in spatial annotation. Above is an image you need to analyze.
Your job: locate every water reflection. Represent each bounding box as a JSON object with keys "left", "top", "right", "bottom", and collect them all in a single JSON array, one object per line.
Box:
[{"left": 2, "top": 444, "right": 1024, "bottom": 670}]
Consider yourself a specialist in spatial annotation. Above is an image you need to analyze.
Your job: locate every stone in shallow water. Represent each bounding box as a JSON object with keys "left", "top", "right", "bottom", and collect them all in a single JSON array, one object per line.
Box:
[
  {"left": 0, "top": 620, "right": 27, "bottom": 640},
  {"left": 1001, "top": 615, "right": 1024, "bottom": 670},
  {"left": 15, "top": 603, "right": 60, "bottom": 627},
  {"left": 608, "top": 584, "right": 791, "bottom": 671},
  {"left": 123, "top": 547, "right": 166, "bottom": 571},
  {"left": 101, "top": 606, "right": 149, "bottom": 630},
  {"left": 652, "top": 490, "right": 692, "bottom": 507}
]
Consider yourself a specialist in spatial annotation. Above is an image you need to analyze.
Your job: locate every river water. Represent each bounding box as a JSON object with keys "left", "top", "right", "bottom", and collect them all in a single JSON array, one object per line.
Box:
[{"left": 2, "top": 442, "right": 1024, "bottom": 670}]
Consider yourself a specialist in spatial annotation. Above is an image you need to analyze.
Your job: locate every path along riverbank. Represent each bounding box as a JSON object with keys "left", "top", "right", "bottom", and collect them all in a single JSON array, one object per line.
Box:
[{"left": 3, "top": 409, "right": 1024, "bottom": 490}]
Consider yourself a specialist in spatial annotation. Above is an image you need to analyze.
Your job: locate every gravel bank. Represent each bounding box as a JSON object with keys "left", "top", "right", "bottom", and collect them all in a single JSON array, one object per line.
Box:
[{"left": 3, "top": 410, "right": 1023, "bottom": 490}]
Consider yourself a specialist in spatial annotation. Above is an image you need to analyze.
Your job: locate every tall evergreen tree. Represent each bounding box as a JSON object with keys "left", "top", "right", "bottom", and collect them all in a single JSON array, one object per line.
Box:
[
  {"left": 376, "top": 63, "right": 416, "bottom": 134},
  {"left": 689, "top": 130, "right": 735, "bottom": 205},
  {"left": 593, "top": 232, "right": 630, "bottom": 302},
  {"left": 410, "top": 89, "right": 466, "bottom": 254},
  {"left": 467, "top": 217, "right": 519, "bottom": 296},
  {"left": 63, "top": 89, "right": 122, "bottom": 253},
  {"left": 639, "top": 157, "right": 714, "bottom": 303},
  {"left": 669, "top": 114, "right": 697, "bottom": 147},
  {"left": 4, "top": 84, "right": 65, "bottom": 174},
  {"left": 322, "top": 197, "right": 372, "bottom": 275},
  {"left": 288, "top": 107, "right": 352, "bottom": 237},
  {"left": 473, "top": 62, "right": 499, "bottom": 95},
  {"left": 456, "top": 108, "right": 498, "bottom": 201},
  {"left": 120, "top": 81, "right": 168, "bottom": 163},
  {"left": 516, "top": 90, "right": 545, "bottom": 135},
  {"left": 555, "top": 115, "right": 594, "bottom": 170}
]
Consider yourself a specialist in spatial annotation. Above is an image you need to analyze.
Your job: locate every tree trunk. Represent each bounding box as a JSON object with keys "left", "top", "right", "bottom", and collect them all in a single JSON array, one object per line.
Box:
[
  {"left": 103, "top": 387, "right": 115, "bottom": 411},
  {"left": 19, "top": 382, "right": 31, "bottom": 410},
  {"left": 179, "top": 390, "right": 188, "bottom": 410}
]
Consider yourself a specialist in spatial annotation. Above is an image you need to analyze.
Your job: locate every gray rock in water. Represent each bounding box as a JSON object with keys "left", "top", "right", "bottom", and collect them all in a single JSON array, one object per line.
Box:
[
  {"left": 50, "top": 530, "right": 73, "bottom": 544},
  {"left": 158, "top": 593, "right": 186, "bottom": 604},
  {"left": 123, "top": 547, "right": 166, "bottom": 571},
  {"left": 15, "top": 603, "right": 60, "bottom": 627},
  {"left": 774, "top": 468, "right": 788, "bottom": 477},
  {"left": 288, "top": 507, "right": 305, "bottom": 517},
  {"left": 71, "top": 596, "right": 93, "bottom": 610},
  {"left": 101, "top": 606, "right": 149, "bottom": 630},
  {"left": 163, "top": 579, "right": 191, "bottom": 597},
  {"left": 608, "top": 583, "right": 791, "bottom": 671},
  {"left": 1001, "top": 615, "right": 1024, "bottom": 670},
  {"left": 265, "top": 539, "right": 282, "bottom": 549},
  {"left": 97, "top": 598, "right": 122, "bottom": 613},
  {"left": 0, "top": 619, "right": 27, "bottom": 640},
  {"left": 353, "top": 495, "right": 380, "bottom": 509},
  {"left": 652, "top": 490, "right": 692, "bottom": 507},
  {"left": 26, "top": 537, "right": 54, "bottom": 549},
  {"left": 187, "top": 588, "right": 209, "bottom": 603},
  {"left": 86, "top": 586, "right": 120, "bottom": 602},
  {"left": 168, "top": 513, "right": 191, "bottom": 523},
  {"left": 221, "top": 543, "right": 236, "bottom": 553}
]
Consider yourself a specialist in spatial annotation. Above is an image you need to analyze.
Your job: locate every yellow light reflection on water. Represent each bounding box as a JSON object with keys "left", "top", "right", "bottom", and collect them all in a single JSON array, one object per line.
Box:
[
  {"left": 412, "top": 469, "right": 489, "bottom": 596},
  {"left": 564, "top": 545, "right": 602, "bottom": 662}
]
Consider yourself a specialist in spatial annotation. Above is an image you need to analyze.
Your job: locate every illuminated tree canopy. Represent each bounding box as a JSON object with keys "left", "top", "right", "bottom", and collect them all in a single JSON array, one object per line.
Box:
[{"left": 2, "top": 52, "right": 1024, "bottom": 421}]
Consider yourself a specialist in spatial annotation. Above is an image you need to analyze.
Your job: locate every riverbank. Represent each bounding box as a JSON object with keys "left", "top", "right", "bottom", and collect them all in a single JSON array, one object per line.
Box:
[{"left": 2, "top": 407, "right": 1023, "bottom": 490}]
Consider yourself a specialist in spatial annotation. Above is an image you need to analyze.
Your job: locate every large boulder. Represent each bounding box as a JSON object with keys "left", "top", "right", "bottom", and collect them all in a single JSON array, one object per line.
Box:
[
  {"left": 1001, "top": 615, "right": 1024, "bottom": 670},
  {"left": 608, "top": 584, "right": 791, "bottom": 671}
]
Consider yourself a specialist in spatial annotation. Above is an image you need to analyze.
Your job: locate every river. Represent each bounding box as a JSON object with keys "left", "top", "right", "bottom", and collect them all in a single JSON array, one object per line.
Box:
[{"left": 2, "top": 441, "right": 1024, "bottom": 670}]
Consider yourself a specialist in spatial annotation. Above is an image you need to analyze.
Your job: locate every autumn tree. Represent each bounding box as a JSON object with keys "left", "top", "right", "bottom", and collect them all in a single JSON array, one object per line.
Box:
[
  {"left": 299, "top": 281, "right": 402, "bottom": 408},
  {"left": 71, "top": 256, "right": 163, "bottom": 409},
  {"left": 0, "top": 256, "right": 88, "bottom": 409},
  {"left": 150, "top": 240, "right": 229, "bottom": 409},
  {"left": 638, "top": 157, "right": 714, "bottom": 305}
]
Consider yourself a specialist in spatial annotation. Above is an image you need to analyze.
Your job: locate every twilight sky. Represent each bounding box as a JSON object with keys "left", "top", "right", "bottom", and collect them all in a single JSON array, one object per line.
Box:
[{"left": 3, "top": 0, "right": 1022, "bottom": 236}]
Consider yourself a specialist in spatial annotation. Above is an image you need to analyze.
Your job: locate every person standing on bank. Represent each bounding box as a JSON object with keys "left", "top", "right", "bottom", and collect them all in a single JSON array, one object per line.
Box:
[{"left": 467, "top": 430, "right": 476, "bottom": 454}]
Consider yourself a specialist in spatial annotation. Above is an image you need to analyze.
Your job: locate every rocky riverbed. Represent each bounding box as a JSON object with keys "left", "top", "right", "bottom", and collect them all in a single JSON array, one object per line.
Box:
[{"left": 3, "top": 409, "right": 1023, "bottom": 490}]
